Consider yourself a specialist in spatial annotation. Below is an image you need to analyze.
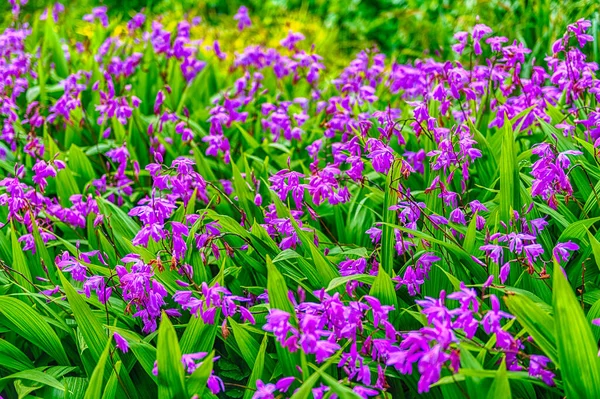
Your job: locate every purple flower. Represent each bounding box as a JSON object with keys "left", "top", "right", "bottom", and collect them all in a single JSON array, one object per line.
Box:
[
  {"left": 213, "top": 40, "right": 227, "bottom": 60},
  {"left": 499, "top": 262, "right": 511, "bottom": 284},
  {"left": 524, "top": 244, "right": 544, "bottom": 265},
  {"left": 447, "top": 283, "right": 479, "bottom": 312},
  {"left": 531, "top": 143, "right": 581, "bottom": 209},
  {"left": 181, "top": 352, "right": 208, "bottom": 374},
  {"left": 114, "top": 332, "right": 129, "bottom": 353},
  {"left": 56, "top": 252, "right": 87, "bottom": 281},
  {"left": 83, "top": 6, "right": 109, "bottom": 27},
  {"left": 280, "top": 31, "right": 305, "bottom": 50},
  {"left": 481, "top": 295, "right": 513, "bottom": 335},
  {"left": 472, "top": 24, "right": 493, "bottom": 55},
  {"left": 480, "top": 244, "right": 503, "bottom": 264},
  {"left": 567, "top": 19, "right": 594, "bottom": 48},
  {"left": 117, "top": 257, "right": 169, "bottom": 333},
  {"left": 32, "top": 160, "right": 57, "bottom": 192},
  {"left": 366, "top": 226, "right": 382, "bottom": 244},
  {"left": 40, "top": 285, "right": 60, "bottom": 298},
  {"left": 416, "top": 344, "right": 448, "bottom": 392},
  {"left": 83, "top": 275, "right": 112, "bottom": 304},
  {"left": 530, "top": 217, "right": 548, "bottom": 235},
  {"left": 449, "top": 208, "right": 466, "bottom": 225},
  {"left": 339, "top": 258, "right": 367, "bottom": 277},
  {"left": 486, "top": 36, "right": 508, "bottom": 52},
  {"left": 366, "top": 138, "right": 395, "bottom": 174},
  {"left": 275, "top": 376, "right": 295, "bottom": 392},
  {"left": 207, "top": 373, "right": 225, "bottom": 394},
  {"left": 264, "top": 309, "right": 299, "bottom": 351},
  {"left": 127, "top": 13, "right": 146, "bottom": 31},
  {"left": 233, "top": 6, "right": 251, "bottom": 31},
  {"left": 553, "top": 241, "right": 579, "bottom": 263},
  {"left": 253, "top": 380, "right": 276, "bottom": 399},
  {"left": 452, "top": 31, "right": 469, "bottom": 55},
  {"left": 353, "top": 386, "right": 379, "bottom": 397},
  {"left": 314, "top": 339, "right": 341, "bottom": 363},
  {"left": 529, "top": 355, "right": 555, "bottom": 386},
  {"left": 40, "top": 2, "right": 65, "bottom": 22},
  {"left": 154, "top": 91, "right": 165, "bottom": 115}
]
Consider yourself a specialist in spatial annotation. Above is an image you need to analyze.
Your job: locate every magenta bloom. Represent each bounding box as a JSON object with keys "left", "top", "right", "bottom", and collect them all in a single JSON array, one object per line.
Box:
[
  {"left": 114, "top": 332, "right": 129, "bottom": 353},
  {"left": 83, "top": 6, "right": 108, "bottom": 27},
  {"left": 280, "top": 31, "right": 305, "bottom": 50},
  {"left": 553, "top": 241, "right": 579, "bottom": 263},
  {"left": 234, "top": 6, "right": 251, "bottom": 30}
]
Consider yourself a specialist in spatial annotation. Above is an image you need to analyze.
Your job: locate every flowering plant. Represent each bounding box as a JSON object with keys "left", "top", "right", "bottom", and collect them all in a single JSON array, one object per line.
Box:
[{"left": 0, "top": 2, "right": 599, "bottom": 399}]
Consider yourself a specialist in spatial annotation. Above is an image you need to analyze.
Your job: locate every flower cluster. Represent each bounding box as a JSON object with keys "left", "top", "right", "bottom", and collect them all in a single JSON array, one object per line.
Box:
[
  {"left": 263, "top": 283, "right": 555, "bottom": 395},
  {"left": 0, "top": 4, "right": 594, "bottom": 397}
]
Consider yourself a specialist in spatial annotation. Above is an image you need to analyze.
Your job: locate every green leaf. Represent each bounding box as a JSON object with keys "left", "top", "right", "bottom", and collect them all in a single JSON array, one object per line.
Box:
[
  {"left": 326, "top": 274, "right": 376, "bottom": 292},
  {"left": 587, "top": 298, "right": 600, "bottom": 342},
  {"left": 308, "top": 243, "right": 340, "bottom": 287},
  {"left": 317, "top": 371, "right": 361, "bottom": 398},
  {"left": 31, "top": 216, "right": 54, "bottom": 280},
  {"left": 0, "top": 297, "right": 69, "bottom": 365},
  {"left": 84, "top": 340, "right": 111, "bottom": 399},
  {"left": 381, "top": 160, "right": 402, "bottom": 274},
  {"left": 180, "top": 310, "right": 220, "bottom": 354},
  {"left": 272, "top": 249, "right": 302, "bottom": 262},
  {"left": 56, "top": 167, "right": 81, "bottom": 207},
  {"left": 266, "top": 255, "right": 301, "bottom": 378},
  {"left": 290, "top": 350, "right": 343, "bottom": 399},
  {"left": 243, "top": 335, "right": 268, "bottom": 399},
  {"left": 68, "top": 144, "right": 96, "bottom": 185},
  {"left": 557, "top": 216, "right": 600, "bottom": 244},
  {"left": 387, "top": 223, "right": 488, "bottom": 282},
  {"left": 64, "top": 377, "right": 91, "bottom": 399},
  {"left": 463, "top": 211, "right": 479, "bottom": 254},
  {"left": 44, "top": 15, "right": 68, "bottom": 78},
  {"left": 112, "top": 328, "right": 157, "bottom": 380},
  {"left": 0, "top": 369, "right": 65, "bottom": 392},
  {"left": 186, "top": 351, "right": 214, "bottom": 397},
  {"left": 101, "top": 360, "right": 122, "bottom": 399},
  {"left": 369, "top": 265, "right": 400, "bottom": 322},
  {"left": 553, "top": 262, "right": 600, "bottom": 398},
  {"left": 499, "top": 115, "right": 520, "bottom": 222},
  {"left": 289, "top": 216, "right": 339, "bottom": 287},
  {"left": 486, "top": 359, "right": 511, "bottom": 399},
  {"left": 588, "top": 230, "right": 600, "bottom": 273},
  {"left": 58, "top": 270, "right": 107, "bottom": 363},
  {"left": 0, "top": 338, "right": 35, "bottom": 372},
  {"left": 25, "top": 83, "right": 63, "bottom": 104},
  {"left": 9, "top": 223, "right": 33, "bottom": 290},
  {"left": 266, "top": 255, "right": 295, "bottom": 315},
  {"left": 459, "top": 346, "right": 487, "bottom": 399},
  {"left": 229, "top": 318, "right": 260, "bottom": 369},
  {"left": 232, "top": 160, "right": 255, "bottom": 225},
  {"left": 435, "top": 264, "right": 462, "bottom": 291},
  {"left": 504, "top": 293, "right": 558, "bottom": 365},
  {"left": 157, "top": 312, "right": 186, "bottom": 399},
  {"left": 96, "top": 197, "right": 139, "bottom": 238}
]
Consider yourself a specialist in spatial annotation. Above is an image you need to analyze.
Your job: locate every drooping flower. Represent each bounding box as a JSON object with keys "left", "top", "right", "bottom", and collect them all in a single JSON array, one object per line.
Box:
[
  {"left": 553, "top": 241, "right": 579, "bottom": 263},
  {"left": 114, "top": 332, "right": 129, "bottom": 353}
]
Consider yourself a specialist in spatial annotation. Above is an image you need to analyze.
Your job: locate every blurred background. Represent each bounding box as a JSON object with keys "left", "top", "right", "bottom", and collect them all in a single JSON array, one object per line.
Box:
[{"left": 3, "top": 0, "right": 600, "bottom": 67}]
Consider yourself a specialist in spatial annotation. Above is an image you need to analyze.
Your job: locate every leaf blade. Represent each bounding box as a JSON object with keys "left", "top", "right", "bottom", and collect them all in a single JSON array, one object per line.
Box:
[{"left": 553, "top": 263, "right": 600, "bottom": 398}]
